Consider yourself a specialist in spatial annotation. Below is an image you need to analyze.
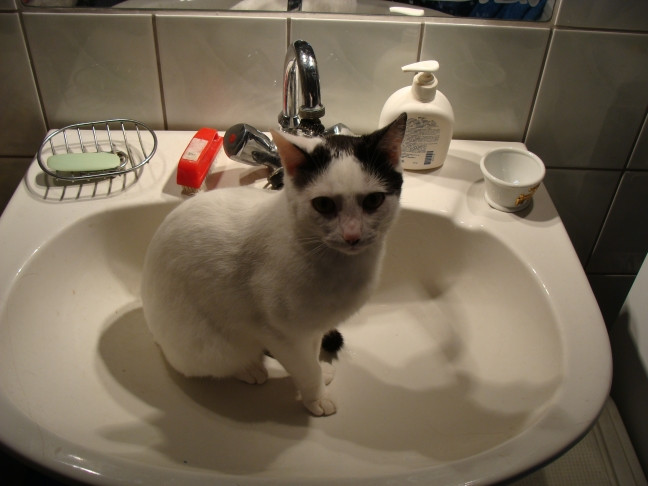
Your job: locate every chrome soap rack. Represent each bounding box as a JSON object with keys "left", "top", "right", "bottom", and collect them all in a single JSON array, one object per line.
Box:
[{"left": 37, "top": 119, "right": 158, "bottom": 182}]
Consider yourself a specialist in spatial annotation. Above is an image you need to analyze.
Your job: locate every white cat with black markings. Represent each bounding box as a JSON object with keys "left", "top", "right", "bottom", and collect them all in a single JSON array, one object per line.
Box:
[{"left": 141, "top": 113, "right": 407, "bottom": 416}]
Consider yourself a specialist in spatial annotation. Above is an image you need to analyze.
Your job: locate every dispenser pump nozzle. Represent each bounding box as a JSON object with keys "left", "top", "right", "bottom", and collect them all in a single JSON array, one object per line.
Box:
[{"left": 402, "top": 60, "right": 439, "bottom": 102}]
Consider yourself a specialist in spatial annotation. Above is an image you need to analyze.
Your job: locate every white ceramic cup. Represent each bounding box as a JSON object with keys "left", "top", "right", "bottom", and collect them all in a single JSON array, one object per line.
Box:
[{"left": 479, "top": 148, "right": 545, "bottom": 212}]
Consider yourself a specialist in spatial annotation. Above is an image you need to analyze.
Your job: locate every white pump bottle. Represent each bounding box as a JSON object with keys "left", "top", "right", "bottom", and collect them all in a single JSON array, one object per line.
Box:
[{"left": 379, "top": 61, "right": 454, "bottom": 170}]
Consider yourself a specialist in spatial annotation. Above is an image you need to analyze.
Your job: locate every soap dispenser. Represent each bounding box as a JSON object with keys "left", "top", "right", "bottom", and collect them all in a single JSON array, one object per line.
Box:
[{"left": 379, "top": 61, "right": 454, "bottom": 170}]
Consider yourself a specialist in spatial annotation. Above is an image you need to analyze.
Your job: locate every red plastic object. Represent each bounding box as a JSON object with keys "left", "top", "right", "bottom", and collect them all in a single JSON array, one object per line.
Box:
[{"left": 176, "top": 128, "right": 223, "bottom": 189}]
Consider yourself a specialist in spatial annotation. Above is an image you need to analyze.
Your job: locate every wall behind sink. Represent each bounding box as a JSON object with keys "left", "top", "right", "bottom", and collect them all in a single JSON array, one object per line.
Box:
[{"left": 0, "top": 0, "right": 647, "bottom": 326}]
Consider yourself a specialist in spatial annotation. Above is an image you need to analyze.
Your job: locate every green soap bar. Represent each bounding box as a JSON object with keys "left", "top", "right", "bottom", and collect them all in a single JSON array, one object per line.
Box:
[{"left": 47, "top": 152, "right": 121, "bottom": 172}]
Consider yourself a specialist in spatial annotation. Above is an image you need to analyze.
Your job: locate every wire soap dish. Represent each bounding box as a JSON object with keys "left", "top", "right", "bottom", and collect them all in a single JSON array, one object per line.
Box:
[{"left": 37, "top": 119, "right": 158, "bottom": 182}]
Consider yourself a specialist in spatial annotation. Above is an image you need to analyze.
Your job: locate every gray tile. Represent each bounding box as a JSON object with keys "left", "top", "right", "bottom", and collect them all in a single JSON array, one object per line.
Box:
[
  {"left": 157, "top": 15, "right": 286, "bottom": 131},
  {"left": 587, "top": 274, "right": 635, "bottom": 328},
  {"left": 557, "top": 0, "right": 648, "bottom": 32},
  {"left": 23, "top": 12, "right": 164, "bottom": 129},
  {"left": 0, "top": 157, "right": 31, "bottom": 215},
  {"left": 422, "top": 23, "right": 549, "bottom": 141},
  {"left": 543, "top": 168, "right": 620, "bottom": 265},
  {"left": 527, "top": 30, "right": 648, "bottom": 169},
  {"left": 0, "top": 0, "right": 16, "bottom": 10},
  {"left": 628, "top": 115, "right": 648, "bottom": 170},
  {"left": 588, "top": 172, "right": 648, "bottom": 274},
  {"left": 0, "top": 13, "right": 46, "bottom": 156},
  {"left": 291, "top": 18, "right": 420, "bottom": 134}
]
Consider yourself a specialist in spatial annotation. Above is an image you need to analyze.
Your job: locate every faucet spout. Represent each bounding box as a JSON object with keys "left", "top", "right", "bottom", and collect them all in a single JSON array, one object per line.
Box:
[
  {"left": 278, "top": 40, "right": 325, "bottom": 135},
  {"left": 224, "top": 39, "right": 334, "bottom": 189}
]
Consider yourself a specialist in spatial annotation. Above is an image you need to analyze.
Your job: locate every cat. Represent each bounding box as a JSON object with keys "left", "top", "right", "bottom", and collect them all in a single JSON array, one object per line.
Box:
[{"left": 140, "top": 113, "right": 407, "bottom": 416}]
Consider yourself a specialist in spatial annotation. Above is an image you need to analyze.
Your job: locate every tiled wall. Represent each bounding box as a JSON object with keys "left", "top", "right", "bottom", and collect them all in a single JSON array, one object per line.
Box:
[
  {"left": 528, "top": 2, "right": 648, "bottom": 327},
  {"left": 1, "top": 0, "right": 647, "bottom": 326}
]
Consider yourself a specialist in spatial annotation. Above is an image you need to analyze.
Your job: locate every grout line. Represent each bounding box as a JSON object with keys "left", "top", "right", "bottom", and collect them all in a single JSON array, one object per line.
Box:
[
  {"left": 552, "top": 24, "right": 648, "bottom": 36},
  {"left": 522, "top": 27, "right": 553, "bottom": 144},
  {"left": 624, "top": 109, "right": 648, "bottom": 170},
  {"left": 0, "top": 155, "right": 36, "bottom": 160},
  {"left": 151, "top": 15, "right": 168, "bottom": 130},
  {"left": 583, "top": 171, "right": 623, "bottom": 270},
  {"left": 592, "top": 417, "right": 620, "bottom": 485},
  {"left": 587, "top": 271, "right": 640, "bottom": 278},
  {"left": 286, "top": 16, "right": 292, "bottom": 47},
  {"left": 416, "top": 22, "right": 424, "bottom": 61},
  {"left": 18, "top": 10, "right": 50, "bottom": 131},
  {"left": 546, "top": 167, "right": 642, "bottom": 173}
]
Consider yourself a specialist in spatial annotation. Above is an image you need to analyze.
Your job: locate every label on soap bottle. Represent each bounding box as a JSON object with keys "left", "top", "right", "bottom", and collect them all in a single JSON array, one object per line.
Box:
[{"left": 400, "top": 116, "right": 442, "bottom": 169}]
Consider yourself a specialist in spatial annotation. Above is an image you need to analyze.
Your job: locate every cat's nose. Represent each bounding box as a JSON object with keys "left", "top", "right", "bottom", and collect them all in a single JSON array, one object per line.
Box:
[{"left": 342, "top": 218, "right": 362, "bottom": 247}]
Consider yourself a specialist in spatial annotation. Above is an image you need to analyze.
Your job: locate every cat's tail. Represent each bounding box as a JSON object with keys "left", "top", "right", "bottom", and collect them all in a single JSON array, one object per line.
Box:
[{"left": 322, "top": 329, "right": 344, "bottom": 353}]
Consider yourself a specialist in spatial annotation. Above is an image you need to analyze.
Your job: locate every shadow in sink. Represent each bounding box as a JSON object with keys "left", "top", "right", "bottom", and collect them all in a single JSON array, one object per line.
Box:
[
  {"left": 95, "top": 299, "right": 561, "bottom": 474},
  {"left": 160, "top": 164, "right": 272, "bottom": 199},
  {"left": 27, "top": 170, "right": 144, "bottom": 202},
  {"left": 97, "top": 305, "right": 310, "bottom": 474},
  {"left": 94, "top": 204, "right": 561, "bottom": 475},
  {"left": 466, "top": 178, "right": 559, "bottom": 225}
]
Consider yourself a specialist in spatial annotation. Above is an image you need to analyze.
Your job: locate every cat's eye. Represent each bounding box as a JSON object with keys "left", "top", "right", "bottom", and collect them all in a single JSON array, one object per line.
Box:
[
  {"left": 312, "top": 197, "right": 337, "bottom": 215},
  {"left": 362, "top": 192, "right": 386, "bottom": 212}
]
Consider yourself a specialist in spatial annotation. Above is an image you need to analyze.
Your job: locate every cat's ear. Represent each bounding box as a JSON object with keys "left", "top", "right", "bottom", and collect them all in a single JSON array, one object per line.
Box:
[
  {"left": 271, "top": 130, "right": 321, "bottom": 177},
  {"left": 375, "top": 112, "right": 407, "bottom": 169}
]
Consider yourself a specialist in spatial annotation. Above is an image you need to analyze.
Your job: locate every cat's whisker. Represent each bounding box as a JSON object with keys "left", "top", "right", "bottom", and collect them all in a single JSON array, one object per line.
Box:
[
  {"left": 299, "top": 237, "right": 329, "bottom": 258},
  {"left": 296, "top": 235, "right": 320, "bottom": 246}
]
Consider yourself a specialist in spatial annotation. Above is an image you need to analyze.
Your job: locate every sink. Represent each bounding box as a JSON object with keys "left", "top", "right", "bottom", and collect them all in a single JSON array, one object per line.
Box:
[{"left": 0, "top": 133, "right": 611, "bottom": 485}]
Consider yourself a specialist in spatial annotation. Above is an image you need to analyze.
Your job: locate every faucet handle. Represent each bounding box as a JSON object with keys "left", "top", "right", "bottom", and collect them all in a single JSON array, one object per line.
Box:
[
  {"left": 223, "top": 123, "right": 284, "bottom": 190},
  {"left": 223, "top": 124, "right": 281, "bottom": 169}
]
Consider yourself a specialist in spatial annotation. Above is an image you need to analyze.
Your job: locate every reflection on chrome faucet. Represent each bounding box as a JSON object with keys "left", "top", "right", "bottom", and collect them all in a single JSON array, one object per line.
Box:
[
  {"left": 225, "top": 39, "right": 346, "bottom": 189},
  {"left": 222, "top": 123, "right": 284, "bottom": 189},
  {"left": 278, "top": 39, "right": 326, "bottom": 136}
]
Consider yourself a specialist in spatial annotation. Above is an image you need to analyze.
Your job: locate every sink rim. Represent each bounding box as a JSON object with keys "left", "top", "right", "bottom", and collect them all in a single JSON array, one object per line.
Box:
[{"left": 0, "top": 134, "right": 612, "bottom": 485}]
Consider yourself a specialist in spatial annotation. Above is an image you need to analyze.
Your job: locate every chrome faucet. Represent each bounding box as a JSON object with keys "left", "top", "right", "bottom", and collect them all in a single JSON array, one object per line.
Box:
[
  {"left": 277, "top": 40, "right": 326, "bottom": 136},
  {"left": 224, "top": 39, "right": 349, "bottom": 189}
]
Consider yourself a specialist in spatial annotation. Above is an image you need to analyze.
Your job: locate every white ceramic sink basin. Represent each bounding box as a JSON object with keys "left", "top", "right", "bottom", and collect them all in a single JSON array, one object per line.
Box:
[{"left": 0, "top": 133, "right": 611, "bottom": 485}]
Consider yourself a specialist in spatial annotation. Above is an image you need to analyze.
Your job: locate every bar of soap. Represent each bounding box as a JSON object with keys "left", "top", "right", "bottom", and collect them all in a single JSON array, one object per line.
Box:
[{"left": 47, "top": 152, "right": 121, "bottom": 172}]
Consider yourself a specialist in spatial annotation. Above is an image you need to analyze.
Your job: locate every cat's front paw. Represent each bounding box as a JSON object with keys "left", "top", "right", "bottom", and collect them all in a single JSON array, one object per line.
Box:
[
  {"left": 321, "top": 361, "right": 335, "bottom": 385},
  {"left": 303, "top": 394, "right": 337, "bottom": 416}
]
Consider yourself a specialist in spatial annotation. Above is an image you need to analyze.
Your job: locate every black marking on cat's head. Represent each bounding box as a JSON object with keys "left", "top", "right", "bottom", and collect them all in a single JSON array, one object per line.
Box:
[
  {"left": 355, "top": 114, "right": 407, "bottom": 195},
  {"left": 271, "top": 113, "right": 407, "bottom": 192},
  {"left": 289, "top": 143, "right": 334, "bottom": 189}
]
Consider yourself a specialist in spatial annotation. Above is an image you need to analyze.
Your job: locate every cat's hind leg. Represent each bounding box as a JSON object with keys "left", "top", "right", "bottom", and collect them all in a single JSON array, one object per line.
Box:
[
  {"left": 152, "top": 316, "right": 267, "bottom": 383},
  {"left": 234, "top": 358, "right": 268, "bottom": 385}
]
